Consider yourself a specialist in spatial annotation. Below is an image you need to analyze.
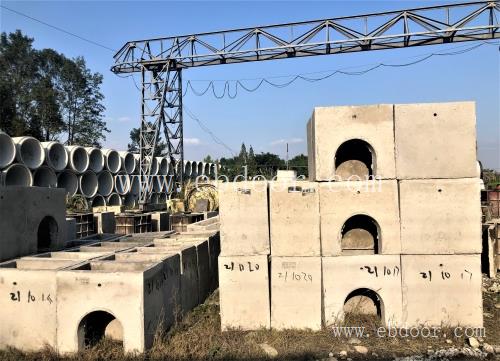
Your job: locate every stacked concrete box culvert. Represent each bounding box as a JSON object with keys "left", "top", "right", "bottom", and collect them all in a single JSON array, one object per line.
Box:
[
  {"left": 306, "top": 104, "right": 396, "bottom": 181},
  {"left": 216, "top": 101, "right": 483, "bottom": 331},
  {"left": 56, "top": 256, "right": 181, "bottom": 354}
]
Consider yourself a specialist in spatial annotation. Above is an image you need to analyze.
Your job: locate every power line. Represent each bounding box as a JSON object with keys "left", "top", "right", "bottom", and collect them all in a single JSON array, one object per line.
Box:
[
  {"left": 183, "top": 105, "right": 236, "bottom": 157},
  {"left": 0, "top": 5, "right": 116, "bottom": 52}
]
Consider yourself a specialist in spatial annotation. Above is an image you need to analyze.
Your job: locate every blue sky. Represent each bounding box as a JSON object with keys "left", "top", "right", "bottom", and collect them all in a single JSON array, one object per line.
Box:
[{"left": 1, "top": 1, "right": 499, "bottom": 168}]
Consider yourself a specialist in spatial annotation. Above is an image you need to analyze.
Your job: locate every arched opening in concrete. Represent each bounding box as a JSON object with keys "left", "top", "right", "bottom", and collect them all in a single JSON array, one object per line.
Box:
[
  {"left": 37, "top": 216, "right": 58, "bottom": 251},
  {"left": 343, "top": 288, "right": 383, "bottom": 325},
  {"left": 340, "top": 215, "right": 380, "bottom": 254},
  {"left": 334, "top": 139, "right": 375, "bottom": 179},
  {"left": 77, "top": 311, "right": 123, "bottom": 350}
]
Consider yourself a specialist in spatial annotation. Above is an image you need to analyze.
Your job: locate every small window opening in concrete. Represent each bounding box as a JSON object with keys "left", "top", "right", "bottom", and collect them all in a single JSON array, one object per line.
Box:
[
  {"left": 334, "top": 139, "right": 375, "bottom": 179},
  {"left": 78, "top": 311, "right": 123, "bottom": 350},
  {"left": 341, "top": 215, "right": 379, "bottom": 255},
  {"left": 343, "top": 288, "right": 383, "bottom": 324},
  {"left": 37, "top": 216, "right": 58, "bottom": 251}
]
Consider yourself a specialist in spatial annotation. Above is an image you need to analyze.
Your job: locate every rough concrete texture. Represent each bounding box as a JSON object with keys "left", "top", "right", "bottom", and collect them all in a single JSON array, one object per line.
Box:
[
  {"left": 307, "top": 104, "right": 396, "bottom": 181},
  {"left": 93, "top": 212, "right": 116, "bottom": 234},
  {"left": 151, "top": 212, "right": 170, "bottom": 232},
  {"left": 137, "top": 245, "right": 200, "bottom": 314},
  {"left": 218, "top": 181, "right": 270, "bottom": 255},
  {"left": 219, "top": 255, "right": 270, "bottom": 330},
  {"left": 186, "top": 215, "right": 219, "bottom": 232},
  {"left": 0, "top": 258, "right": 80, "bottom": 351},
  {"left": 56, "top": 258, "right": 179, "bottom": 354},
  {"left": 154, "top": 238, "right": 211, "bottom": 302},
  {"left": 270, "top": 256, "right": 322, "bottom": 330},
  {"left": 400, "top": 179, "right": 481, "bottom": 254},
  {"left": 0, "top": 187, "right": 67, "bottom": 262},
  {"left": 401, "top": 255, "right": 483, "bottom": 327},
  {"left": 270, "top": 181, "right": 320, "bottom": 256},
  {"left": 114, "top": 252, "right": 181, "bottom": 328},
  {"left": 319, "top": 180, "right": 401, "bottom": 255},
  {"left": 395, "top": 101, "right": 477, "bottom": 179},
  {"left": 169, "top": 231, "right": 221, "bottom": 291},
  {"left": 322, "top": 255, "right": 403, "bottom": 327}
]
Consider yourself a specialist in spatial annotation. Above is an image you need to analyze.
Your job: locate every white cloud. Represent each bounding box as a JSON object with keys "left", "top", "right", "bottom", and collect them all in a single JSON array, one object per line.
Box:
[
  {"left": 184, "top": 137, "right": 201, "bottom": 145},
  {"left": 270, "top": 138, "right": 304, "bottom": 146},
  {"left": 117, "top": 116, "right": 132, "bottom": 123}
]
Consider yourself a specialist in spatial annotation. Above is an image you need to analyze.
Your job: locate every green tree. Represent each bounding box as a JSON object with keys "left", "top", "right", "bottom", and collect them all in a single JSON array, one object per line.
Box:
[
  {"left": 255, "top": 152, "right": 285, "bottom": 178},
  {"left": 0, "top": 31, "right": 37, "bottom": 136},
  {"left": 60, "top": 56, "right": 108, "bottom": 146},
  {"left": 247, "top": 145, "right": 257, "bottom": 176},
  {"left": 128, "top": 126, "right": 168, "bottom": 156},
  {"left": 203, "top": 155, "right": 214, "bottom": 163},
  {"left": 289, "top": 153, "right": 308, "bottom": 178},
  {"left": 0, "top": 31, "right": 108, "bottom": 145}
]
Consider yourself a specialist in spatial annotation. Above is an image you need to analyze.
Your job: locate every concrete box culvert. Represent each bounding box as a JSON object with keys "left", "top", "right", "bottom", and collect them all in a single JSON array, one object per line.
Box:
[
  {"left": 90, "top": 195, "right": 106, "bottom": 208},
  {"left": 32, "top": 166, "right": 57, "bottom": 188},
  {"left": 79, "top": 170, "right": 98, "bottom": 198},
  {"left": 41, "top": 141, "right": 68, "bottom": 171},
  {"left": 57, "top": 170, "right": 78, "bottom": 196},
  {"left": 85, "top": 147, "right": 104, "bottom": 173},
  {"left": 107, "top": 193, "right": 122, "bottom": 206},
  {"left": 114, "top": 172, "right": 130, "bottom": 195},
  {"left": 102, "top": 149, "right": 121, "bottom": 174},
  {"left": 119, "top": 151, "right": 136, "bottom": 174},
  {"left": 97, "top": 171, "right": 114, "bottom": 196},
  {"left": 156, "top": 157, "right": 168, "bottom": 175},
  {"left": 65, "top": 146, "right": 89, "bottom": 174},
  {"left": 13, "top": 136, "right": 45, "bottom": 170},
  {"left": 0, "top": 132, "right": 16, "bottom": 169},
  {"left": 1, "top": 163, "right": 32, "bottom": 187}
]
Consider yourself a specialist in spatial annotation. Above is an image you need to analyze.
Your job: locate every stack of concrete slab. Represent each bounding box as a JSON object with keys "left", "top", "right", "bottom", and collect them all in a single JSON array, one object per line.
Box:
[{"left": 218, "top": 101, "right": 483, "bottom": 331}]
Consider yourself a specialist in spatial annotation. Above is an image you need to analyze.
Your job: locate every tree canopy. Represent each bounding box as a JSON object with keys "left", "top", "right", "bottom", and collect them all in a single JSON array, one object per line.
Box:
[
  {"left": 219, "top": 143, "right": 308, "bottom": 179},
  {"left": 0, "top": 30, "right": 108, "bottom": 146}
]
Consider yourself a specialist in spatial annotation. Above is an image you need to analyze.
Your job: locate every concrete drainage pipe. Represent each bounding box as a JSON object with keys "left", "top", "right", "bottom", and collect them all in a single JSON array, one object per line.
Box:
[
  {"left": 13, "top": 136, "right": 45, "bottom": 170},
  {"left": 0, "top": 132, "right": 17, "bottom": 169},
  {"left": 97, "top": 171, "right": 114, "bottom": 197},
  {"left": 1, "top": 163, "right": 32, "bottom": 186},
  {"left": 66, "top": 146, "right": 89, "bottom": 173},
  {"left": 102, "top": 149, "right": 121, "bottom": 174},
  {"left": 79, "top": 170, "right": 98, "bottom": 198},
  {"left": 85, "top": 147, "right": 105, "bottom": 173},
  {"left": 57, "top": 170, "right": 78, "bottom": 196},
  {"left": 33, "top": 166, "right": 57, "bottom": 187}
]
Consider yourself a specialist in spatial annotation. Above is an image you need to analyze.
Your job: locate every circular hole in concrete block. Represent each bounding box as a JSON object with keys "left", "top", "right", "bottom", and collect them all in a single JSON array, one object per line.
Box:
[
  {"left": 340, "top": 215, "right": 380, "bottom": 254},
  {"left": 78, "top": 311, "right": 123, "bottom": 350},
  {"left": 438, "top": 189, "right": 442, "bottom": 193},
  {"left": 37, "top": 216, "right": 58, "bottom": 251},
  {"left": 343, "top": 288, "right": 383, "bottom": 324},
  {"left": 334, "top": 139, "right": 375, "bottom": 180},
  {"left": 433, "top": 113, "right": 438, "bottom": 117}
]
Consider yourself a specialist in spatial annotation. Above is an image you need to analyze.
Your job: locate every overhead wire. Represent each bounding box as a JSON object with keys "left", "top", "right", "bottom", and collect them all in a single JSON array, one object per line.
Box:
[{"left": 0, "top": 4, "right": 117, "bottom": 52}]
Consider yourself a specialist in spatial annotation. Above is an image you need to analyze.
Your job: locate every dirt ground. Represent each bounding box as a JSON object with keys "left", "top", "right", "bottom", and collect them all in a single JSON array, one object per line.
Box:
[{"left": 0, "top": 274, "right": 498, "bottom": 361}]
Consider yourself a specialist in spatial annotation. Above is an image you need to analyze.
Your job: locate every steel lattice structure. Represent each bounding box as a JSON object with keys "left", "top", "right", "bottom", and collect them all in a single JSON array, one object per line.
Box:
[{"left": 112, "top": 0, "right": 499, "bottom": 205}]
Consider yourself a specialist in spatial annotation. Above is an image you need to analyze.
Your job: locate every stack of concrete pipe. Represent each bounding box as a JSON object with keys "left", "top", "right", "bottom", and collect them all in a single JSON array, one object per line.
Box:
[{"left": 0, "top": 131, "right": 216, "bottom": 208}]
